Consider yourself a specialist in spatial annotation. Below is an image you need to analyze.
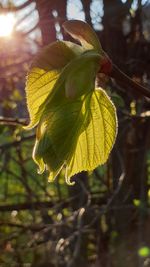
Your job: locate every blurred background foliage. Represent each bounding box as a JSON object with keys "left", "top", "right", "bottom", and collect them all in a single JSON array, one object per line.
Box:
[{"left": 0, "top": 0, "right": 150, "bottom": 266}]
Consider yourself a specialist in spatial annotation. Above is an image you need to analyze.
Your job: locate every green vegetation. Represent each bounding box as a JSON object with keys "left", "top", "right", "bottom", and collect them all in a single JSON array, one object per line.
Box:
[{"left": 25, "top": 21, "right": 117, "bottom": 184}]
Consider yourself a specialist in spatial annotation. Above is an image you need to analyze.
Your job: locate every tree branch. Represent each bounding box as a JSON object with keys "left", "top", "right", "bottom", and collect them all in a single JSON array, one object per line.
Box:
[
  {"left": 0, "top": 0, "right": 34, "bottom": 12},
  {"left": 110, "top": 64, "right": 150, "bottom": 99},
  {"left": 0, "top": 117, "right": 28, "bottom": 126},
  {"left": 0, "top": 198, "right": 77, "bottom": 212},
  {"left": 0, "top": 134, "right": 35, "bottom": 150}
]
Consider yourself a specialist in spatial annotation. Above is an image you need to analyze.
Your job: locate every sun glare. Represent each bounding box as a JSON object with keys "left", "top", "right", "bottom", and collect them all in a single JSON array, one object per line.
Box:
[{"left": 0, "top": 14, "right": 15, "bottom": 37}]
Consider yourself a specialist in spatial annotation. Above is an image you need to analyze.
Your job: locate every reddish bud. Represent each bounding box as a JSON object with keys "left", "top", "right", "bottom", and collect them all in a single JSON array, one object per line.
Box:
[{"left": 100, "top": 57, "right": 112, "bottom": 75}]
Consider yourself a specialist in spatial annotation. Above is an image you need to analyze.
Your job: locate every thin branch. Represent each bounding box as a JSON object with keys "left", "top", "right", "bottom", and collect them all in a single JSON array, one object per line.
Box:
[
  {"left": 0, "top": 221, "right": 45, "bottom": 231},
  {"left": 0, "top": 201, "right": 56, "bottom": 212},
  {"left": 0, "top": 197, "right": 76, "bottom": 212},
  {"left": 0, "top": 117, "right": 28, "bottom": 126},
  {"left": 22, "top": 22, "right": 39, "bottom": 37},
  {"left": 0, "top": 0, "right": 34, "bottom": 12},
  {"left": 111, "top": 64, "right": 150, "bottom": 99},
  {"left": 0, "top": 134, "right": 35, "bottom": 150}
]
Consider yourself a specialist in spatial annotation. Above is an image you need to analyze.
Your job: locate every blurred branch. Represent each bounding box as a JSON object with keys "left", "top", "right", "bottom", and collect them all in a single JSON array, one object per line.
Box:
[
  {"left": 0, "top": 193, "right": 105, "bottom": 213},
  {"left": 0, "top": 117, "right": 28, "bottom": 126},
  {"left": 0, "top": 134, "right": 35, "bottom": 150},
  {"left": 0, "top": 198, "right": 76, "bottom": 212},
  {"left": 0, "top": 201, "right": 56, "bottom": 212},
  {"left": 0, "top": 0, "right": 34, "bottom": 12},
  {"left": 67, "top": 208, "right": 85, "bottom": 267},
  {"left": 0, "top": 221, "right": 45, "bottom": 231},
  {"left": 14, "top": 6, "right": 35, "bottom": 29},
  {"left": 80, "top": 0, "right": 92, "bottom": 25},
  {"left": 111, "top": 64, "right": 150, "bottom": 98},
  {"left": 22, "top": 22, "right": 39, "bottom": 37}
]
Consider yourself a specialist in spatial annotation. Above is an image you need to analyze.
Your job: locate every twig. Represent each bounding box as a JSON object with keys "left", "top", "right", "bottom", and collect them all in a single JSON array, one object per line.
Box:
[
  {"left": 111, "top": 64, "right": 150, "bottom": 98},
  {"left": 0, "top": 221, "right": 46, "bottom": 231},
  {"left": 0, "top": 0, "right": 34, "bottom": 12},
  {"left": 0, "top": 196, "right": 78, "bottom": 212},
  {"left": 0, "top": 134, "right": 35, "bottom": 150},
  {"left": 0, "top": 117, "right": 28, "bottom": 126}
]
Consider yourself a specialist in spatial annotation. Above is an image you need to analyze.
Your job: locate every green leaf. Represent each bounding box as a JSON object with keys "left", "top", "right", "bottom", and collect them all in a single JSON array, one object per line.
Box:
[
  {"left": 67, "top": 89, "right": 117, "bottom": 181},
  {"left": 31, "top": 51, "right": 101, "bottom": 181},
  {"left": 25, "top": 41, "right": 77, "bottom": 129},
  {"left": 25, "top": 68, "right": 59, "bottom": 129},
  {"left": 25, "top": 21, "right": 118, "bottom": 185},
  {"left": 33, "top": 98, "right": 83, "bottom": 177},
  {"left": 31, "top": 40, "right": 77, "bottom": 70},
  {"left": 65, "top": 51, "right": 100, "bottom": 99},
  {"left": 32, "top": 51, "right": 100, "bottom": 122},
  {"left": 33, "top": 86, "right": 117, "bottom": 185},
  {"left": 63, "top": 20, "right": 103, "bottom": 53}
]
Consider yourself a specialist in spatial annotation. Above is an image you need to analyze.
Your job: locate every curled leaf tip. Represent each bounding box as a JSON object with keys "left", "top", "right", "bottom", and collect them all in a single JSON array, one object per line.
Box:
[
  {"left": 65, "top": 167, "right": 75, "bottom": 186},
  {"left": 37, "top": 162, "right": 45, "bottom": 174},
  {"left": 48, "top": 165, "right": 65, "bottom": 183},
  {"left": 48, "top": 172, "right": 56, "bottom": 183},
  {"left": 65, "top": 176, "right": 75, "bottom": 186},
  {"left": 63, "top": 20, "right": 103, "bottom": 53}
]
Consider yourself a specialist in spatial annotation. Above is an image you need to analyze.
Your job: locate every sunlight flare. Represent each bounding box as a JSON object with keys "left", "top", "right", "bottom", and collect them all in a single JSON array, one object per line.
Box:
[{"left": 0, "top": 14, "right": 15, "bottom": 37}]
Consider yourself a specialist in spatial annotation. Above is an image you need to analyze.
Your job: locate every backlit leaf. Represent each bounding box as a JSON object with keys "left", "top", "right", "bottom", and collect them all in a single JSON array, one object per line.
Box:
[
  {"left": 25, "top": 20, "right": 118, "bottom": 184},
  {"left": 67, "top": 89, "right": 117, "bottom": 182},
  {"left": 33, "top": 85, "right": 117, "bottom": 184},
  {"left": 25, "top": 68, "right": 59, "bottom": 129},
  {"left": 32, "top": 52, "right": 101, "bottom": 180},
  {"left": 25, "top": 41, "right": 77, "bottom": 129}
]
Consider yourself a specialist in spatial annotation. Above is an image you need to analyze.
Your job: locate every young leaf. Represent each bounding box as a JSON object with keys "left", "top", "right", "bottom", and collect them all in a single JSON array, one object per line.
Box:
[
  {"left": 67, "top": 89, "right": 117, "bottom": 181},
  {"left": 25, "top": 41, "right": 77, "bottom": 129},
  {"left": 32, "top": 85, "right": 117, "bottom": 185},
  {"left": 25, "top": 68, "right": 59, "bottom": 129},
  {"left": 33, "top": 97, "right": 84, "bottom": 178},
  {"left": 63, "top": 20, "right": 103, "bottom": 53},
  {"left": 25, "top": 20, "right": 118, "bottom": 185},
  {"left": 65, "top": 51, "right": 100, "bottom": 99}
]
